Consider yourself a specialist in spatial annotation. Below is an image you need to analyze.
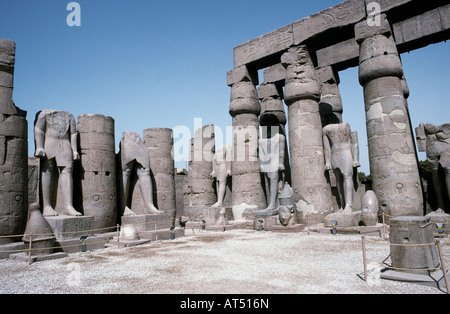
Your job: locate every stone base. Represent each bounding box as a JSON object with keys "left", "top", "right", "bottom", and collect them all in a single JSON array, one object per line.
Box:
[
  {"left": 45, "top": 215, "right": 95, "bottom": 241},
  {"left": 184, "top": 206, "right": 207, "bottom": 221},
  {"left": 381, "top": 269, "right": 449, "bottom": 290},
  {"left": 253, "top": 216, "right": 279, "bottom": 231},
  {"left": 121, "top": 213, "right": 173, "bottom": 232},
  {"left": 202, "top": 207, "right": 232, "bottom": 225},
  {"left": 426, "top": 210, "right": 450, "bottom": 235},
  {"left": 272, "top": 224, "right": 306, "bottom": 233},
  {"left": 9, "top": 252, "right": 68, "bottom": 264},
  {"left": 324, "top": 211, "right": 363, "bottom": 227},
  {"left": 316, "top": 223, "right": 385, "bottom": 236},
  {"left": 139, "top": 228, "right": 185, "bottom": 241},
  {"left": 0, "top": 242, "right": 25, "bottom": 259},
  {"left": 54, "top": 235, "right": 108, "bottom": 253},
  {"left": 206, "top": 224, "right": 236, "bottom": 232},
  {"left": 110, "top": 238, "right": 152, "bottom": 248}
]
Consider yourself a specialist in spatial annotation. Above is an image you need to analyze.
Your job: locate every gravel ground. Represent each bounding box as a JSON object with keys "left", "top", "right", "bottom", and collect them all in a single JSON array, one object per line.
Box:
[{"left": 0, "top": 228, "right": 447, "bottom": 294}]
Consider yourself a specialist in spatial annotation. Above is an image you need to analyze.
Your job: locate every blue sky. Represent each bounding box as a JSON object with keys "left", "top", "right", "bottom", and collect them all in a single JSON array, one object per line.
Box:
[{"left": 0, "top": 0, "right": 448, "bottom": 174}]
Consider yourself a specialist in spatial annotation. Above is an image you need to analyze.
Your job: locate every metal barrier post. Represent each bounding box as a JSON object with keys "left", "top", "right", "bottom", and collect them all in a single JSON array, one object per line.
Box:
[
  {"left": 436, "top": 239, "right": 449, "bottom": 294},
  {"left": 117, "top": 224, "right": 120, "bottom": 249},
  {"left": 28, "top": 235, "right": 33, "bottom": 265},
  {"left": 362, "top": 236, "right": 368, "bottom": 282}
]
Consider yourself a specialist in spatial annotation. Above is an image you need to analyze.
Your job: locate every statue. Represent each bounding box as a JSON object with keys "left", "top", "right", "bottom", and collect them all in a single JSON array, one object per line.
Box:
[
  {"left": 416, "top": 123, "right": 450, "bottom": 211},
  {"left": 34, "top": 110, "right": 82, "bottom": 217},
  {"left": 258, "top": 128, "right": 286, "bottom": 213},
  {"left": 322, "top": 113, "right": 361, "bottom": 213},
  {"left": 210, "top": 144, "right": 231, "bottom": 208},
  {"left": 120, "top": 131, "right": 162, "bottom": 216}
]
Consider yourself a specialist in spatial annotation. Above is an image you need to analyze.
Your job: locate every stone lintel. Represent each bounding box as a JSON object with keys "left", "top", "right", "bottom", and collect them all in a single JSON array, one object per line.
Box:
[
  {"left": 231, "top": 0, "right": 450, "bottom": 72},
  {"left": 233, "top": 0, "right": 366, "bottom": 68},
  {"left": 393, "top": 4, "right": 450, "bottom": 50},
  {"left": 263, "top": 63, "right": 286, "bottom": 85}
]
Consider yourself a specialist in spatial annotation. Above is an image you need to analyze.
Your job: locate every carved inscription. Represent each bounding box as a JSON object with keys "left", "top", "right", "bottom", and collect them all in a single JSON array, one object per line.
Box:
[
  {"left": 234, "top": 25, "right": 293, "bottom": 67},
  {"left": 293, "top": 0, "right": 365, "bottom": 45}
]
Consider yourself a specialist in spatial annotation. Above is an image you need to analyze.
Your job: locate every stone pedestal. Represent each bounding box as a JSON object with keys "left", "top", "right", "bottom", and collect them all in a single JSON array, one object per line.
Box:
[
  {"left": 324, "top": 211, "right": 363, "bottom": 228},
  {"left": 0, "top": 242, "right": 25, "bottom": 259},
  {"left": 356, "top": 16, "right": 423, "bottom": 218},
  {"left": 281, "top": 46, "right": 333, "bottom": 224},
  {"left": 425, "top": 210, "right": 450, "bottom": 235},
  {"left": 45, "top": 216, "right": 94, "bottom": 241},
  {"left": 389, "top": 216, "right": 439, "bottom": 275},
  {"left": 121, "top": 213, "right": 173, "bottom": 233}
]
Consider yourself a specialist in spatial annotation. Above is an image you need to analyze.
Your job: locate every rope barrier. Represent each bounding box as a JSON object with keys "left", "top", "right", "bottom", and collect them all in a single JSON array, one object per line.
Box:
[{"left": 361, "top": 235, "right": 450, "bottom": 294}]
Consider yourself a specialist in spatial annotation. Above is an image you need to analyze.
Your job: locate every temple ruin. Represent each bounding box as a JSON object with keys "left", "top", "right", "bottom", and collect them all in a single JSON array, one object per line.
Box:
[{"left": 0, "top": 1, "right": 449, "bottom": 289}]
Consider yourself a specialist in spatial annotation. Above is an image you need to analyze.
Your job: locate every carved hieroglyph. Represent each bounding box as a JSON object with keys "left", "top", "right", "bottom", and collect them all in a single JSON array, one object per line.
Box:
[{"left": 0, "top": 38, "right": 28, "bottom": 244}]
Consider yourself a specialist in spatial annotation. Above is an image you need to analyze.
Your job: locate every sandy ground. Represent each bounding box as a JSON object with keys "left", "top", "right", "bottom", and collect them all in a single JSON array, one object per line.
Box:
[{"left": 0, "top": 228, "right": 447, "bottom": 294}]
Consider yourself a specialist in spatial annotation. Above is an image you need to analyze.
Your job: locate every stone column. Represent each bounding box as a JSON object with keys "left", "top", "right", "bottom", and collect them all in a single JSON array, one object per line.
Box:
[
  {"left": 281, "top": 45, "right": 334, "bottom": 224},
  {"left": 0, "top": 38, "right": 28, "bottom": 244},
  {"left": 184, "top": 125, "right": 216, "bottom": 216},
  {"left": 228, "top": 66, "right": 266, "bottom": 219},
  {"left": 143, "top": 127, "right": 176, "bottom": 218},
  {"left": 77, "top": 114, "right": 117, "bottom": 231},
  {"left": 356, "top": 15, "right": 423, "bottom": 218}
]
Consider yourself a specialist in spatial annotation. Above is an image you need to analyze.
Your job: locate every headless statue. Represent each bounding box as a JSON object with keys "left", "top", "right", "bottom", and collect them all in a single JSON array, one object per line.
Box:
[
  {"left": 211, "top": 144, "right": 231, "bottom": 208},
  {"left": 322, "top": 114, "right": 360, "bottom": 213},
  {"left": 416, "top": 123, "right": 450, "bottom": 211},
  {"left": 34, "top": 110, "right": 82, "bottom": 217},
  {"left": 120, "top": 132, "right": 162, "bottom": 216},
  {"left": 259, "top": 129, "right": 286, "bottom": 212}
]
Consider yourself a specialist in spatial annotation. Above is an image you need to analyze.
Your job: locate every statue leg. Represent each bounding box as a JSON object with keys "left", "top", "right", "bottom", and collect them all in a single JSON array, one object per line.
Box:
[
  {"left": 59, "top": 164, "right": 82, "bottom": 216},
  {"left": 342, "top": 169, "right": 355, "bottom": 213},
  {"left": 122, "top": 162, "right": 136, "bottom": 216},
  {"left": 444, "top": 167, "right": 450, "bottom": 207},
  {"left": 136, "top": 165, "right": 162, "bottom": 215},
  {"left": 430, "top": 159, "right": 446, "bottom": 210},
  {"left": 266, "top": 171, "right": 279, "bottom": 210},
  {"left": 212, "top": 177, "right": 226, "bottom": 208},
  {"left": 333, "top": 168, "right": 345, "bottom": 211},
  {"left": 41, "top": 158, "right": 58, "bottom": 217}
]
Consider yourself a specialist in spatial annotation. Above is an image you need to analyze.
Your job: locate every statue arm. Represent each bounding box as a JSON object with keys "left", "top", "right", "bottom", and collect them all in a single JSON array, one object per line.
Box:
[
  {"left": 278, "top": 134, "right": 286, "bottom": 171},
  {"left": 350, "top": 131, "right": 361, "bottom": 168},
  {"left": 322, "top": 130, "right": 332, "bottom": 170},
  {"left": 415, "top": 123, "right": 427, "bottom": 152},
  {"left": 71, "top": 132, "right": 80, "bottom": 160},
  {"left": 34, "top": 114, "right": 46, "bottom": 157}
]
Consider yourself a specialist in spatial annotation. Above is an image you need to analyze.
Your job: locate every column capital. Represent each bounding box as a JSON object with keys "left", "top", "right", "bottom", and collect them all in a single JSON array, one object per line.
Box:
[
  {"left": 281, "top": 45, "right": 320, "bottom": 105},
  {"left": 227, "top": 65, "right": 259, "bottom": 87}
]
